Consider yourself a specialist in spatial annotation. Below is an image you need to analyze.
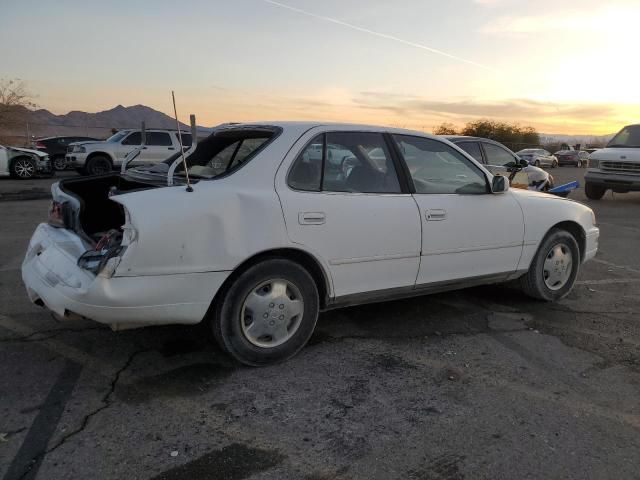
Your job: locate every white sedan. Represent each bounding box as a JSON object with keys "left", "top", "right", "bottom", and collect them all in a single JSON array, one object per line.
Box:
[{"left": 22, "top": 122, "right": 599, "bottom": 365}]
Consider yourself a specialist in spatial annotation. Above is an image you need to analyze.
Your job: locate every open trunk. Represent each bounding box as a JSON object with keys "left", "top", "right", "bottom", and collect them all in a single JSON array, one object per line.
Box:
[{"left": 56, "top": 174, "right": 161, "bottom": 243}]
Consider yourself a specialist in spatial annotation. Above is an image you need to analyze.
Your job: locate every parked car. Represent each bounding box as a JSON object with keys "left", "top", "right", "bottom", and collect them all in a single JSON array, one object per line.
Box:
[
  {"left": 444, "top": 136, "right": 555, "bottom": 192},
  {"left": 22, "top": 122, "right": 599, "bottom": 365},
  {"left": 584, "top": 124, "right": 640, "bottom": 199},
  {"left": 0, "top": 145, "right": 53, "bottom": 179},
  {"left": 66, "top": 129, "right": 192, "bottom": 175},
  {"left": 34, "top": 136, "right": 101, "bottom": 171},
  {"left": 555, "top": 150, "right": 589, "bottom": 167},
  {"left": 516, "top": 149, "right": 558, "bottom": 168}
]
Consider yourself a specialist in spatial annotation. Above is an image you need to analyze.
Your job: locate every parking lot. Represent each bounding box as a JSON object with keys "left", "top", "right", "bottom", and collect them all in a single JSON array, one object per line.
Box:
[{"left": 1, "top": 167, "right": 638, "bottom": 480}]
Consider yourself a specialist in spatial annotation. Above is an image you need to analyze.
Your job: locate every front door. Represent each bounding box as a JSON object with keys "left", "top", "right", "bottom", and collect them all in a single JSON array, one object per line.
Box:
[
  {"left": 276, "top": 129, "right": 421, "bottom": 298},
  {"left": 392, "top": 134, "right": 524, "bottom": 286}
]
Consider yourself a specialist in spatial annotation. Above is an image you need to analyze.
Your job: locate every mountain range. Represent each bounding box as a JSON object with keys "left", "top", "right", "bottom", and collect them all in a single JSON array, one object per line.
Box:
[
  {"left": 1, "top": 103, "right": 615, "bottom": 146},
  {"left": 3, "top": 104, "right": 211, "bottom": 141}
]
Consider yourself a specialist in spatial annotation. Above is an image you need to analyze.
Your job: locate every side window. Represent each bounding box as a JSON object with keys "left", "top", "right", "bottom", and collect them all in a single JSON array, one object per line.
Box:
[
  {"left": 122, "top": 132, "right": 141, "bottom": 146},
  {"left": 393, "top": 135, "right": 488, "bottom": 195},
  {"left": 482, "top": 142, "right": 517, "bottom": 167},
  {"left": 456, "top": 142, "right": 483, "bottom": 163},
  {"left": 146, "top": 132, "right": 173, "bottom": 146},
  {"left": 288, "top": 135, "right": 322, "bottom": 192},
  {"left": 323, "top": 132, "right": 400, "bottom": 193},
  {"left": 288, "top": 132, "right": 401, "bottom": 194}
]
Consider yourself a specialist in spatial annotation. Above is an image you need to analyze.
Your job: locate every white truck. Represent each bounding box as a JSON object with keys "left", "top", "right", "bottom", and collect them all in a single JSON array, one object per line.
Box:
[
  {"left": 66, "top": 129, "right": 192, "bottom": 175},
  {"left": 585, "top": 124, "right": 640, "bottom": 199}
]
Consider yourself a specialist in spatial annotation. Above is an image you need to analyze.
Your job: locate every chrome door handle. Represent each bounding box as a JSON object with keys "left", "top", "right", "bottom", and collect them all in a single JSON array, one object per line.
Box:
[
  {"left": 426, "top": 209, "right": 446, "bottom": 221},
  {"left": 299, "top": 212, "right": 326, "bottom": 225}
]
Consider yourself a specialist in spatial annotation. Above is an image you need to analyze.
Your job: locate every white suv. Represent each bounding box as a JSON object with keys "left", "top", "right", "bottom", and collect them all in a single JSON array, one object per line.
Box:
[
  {"left": 22, "top": 122, "right": 599, "bottom": 365},
  {"left": 585, "top": 124, "right": 640, "bottom": 199},
  {"left": 66, "top": 129, "right": 192, "bottom": 175}
]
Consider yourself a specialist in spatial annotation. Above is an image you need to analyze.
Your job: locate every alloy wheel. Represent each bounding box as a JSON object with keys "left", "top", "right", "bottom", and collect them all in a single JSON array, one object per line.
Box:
[{"left": 14, "top": 158, "right": 35, "bottom": 178}]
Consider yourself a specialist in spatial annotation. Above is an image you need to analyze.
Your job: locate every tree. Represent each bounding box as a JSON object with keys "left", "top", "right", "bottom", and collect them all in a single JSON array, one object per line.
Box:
[
  {"left": 461, "top": 119, "right": 540, "bottom": 149},
  {"left": 0, "top": 78, "right": 36, "bottom": 131},
  {"left": 432, "top": 122, "right": 458, "bottom": 135}
]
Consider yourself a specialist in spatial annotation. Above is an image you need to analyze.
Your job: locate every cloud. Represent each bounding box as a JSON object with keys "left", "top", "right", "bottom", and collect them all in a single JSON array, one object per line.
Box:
[
  {"left": 261, "top": 0, "right": 494, "bottom": 70},
  {"left": 355, "top": 92, "right": 616, "bottom": 119}
]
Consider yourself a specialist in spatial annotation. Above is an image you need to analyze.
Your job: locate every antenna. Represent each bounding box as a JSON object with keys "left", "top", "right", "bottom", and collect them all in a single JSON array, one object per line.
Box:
[{"left": 172, "top": 91, "right": 193, "bottom": 192}]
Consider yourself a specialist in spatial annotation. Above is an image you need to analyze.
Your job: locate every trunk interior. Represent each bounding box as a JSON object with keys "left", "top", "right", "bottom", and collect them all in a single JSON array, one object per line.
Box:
[{"left": 60, "top": 174, "right": 160, "bottom": 240}]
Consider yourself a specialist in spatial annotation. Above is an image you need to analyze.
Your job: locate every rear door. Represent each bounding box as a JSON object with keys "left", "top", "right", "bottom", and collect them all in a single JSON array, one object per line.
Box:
[
  {"left": 276, "top": 129, "right": 421, "bottom": 299},
  {"left": 144, "top": 132, "right": 176, "bottom": 162},
  {"left": 0, "top": 146, "right": 8, "bottom": 174},
  {"left": 393, "top": 134, "right": 524, "bottom": 285}
]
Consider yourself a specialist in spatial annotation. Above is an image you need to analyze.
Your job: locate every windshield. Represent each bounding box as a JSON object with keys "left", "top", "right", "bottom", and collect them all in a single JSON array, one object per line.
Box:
[
  {"left": 106, "top": 131, "right": 129, "bottom": 143},
  {"left": 173, "top": 126, "right": 279, "bottom": 179},
  {"left": 607, "top": 125, "right": 640, "bottom": 148}
]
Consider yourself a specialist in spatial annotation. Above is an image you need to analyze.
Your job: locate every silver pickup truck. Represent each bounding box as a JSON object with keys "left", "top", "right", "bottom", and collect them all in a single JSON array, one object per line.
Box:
[
  {"left": 66, "top": 129, "right": 192, "bottom": 175},
  {"left": 585, "top": 124, "right": 640, "bottom": 199}
]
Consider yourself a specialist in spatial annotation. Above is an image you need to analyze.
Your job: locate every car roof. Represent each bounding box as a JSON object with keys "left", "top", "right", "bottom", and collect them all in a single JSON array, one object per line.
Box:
[
  {"left": 227, "top": 121, "right": 445, "bottom": 141},
  {"left": 442, "top": 135, "right": 507, "bottom": 146}
]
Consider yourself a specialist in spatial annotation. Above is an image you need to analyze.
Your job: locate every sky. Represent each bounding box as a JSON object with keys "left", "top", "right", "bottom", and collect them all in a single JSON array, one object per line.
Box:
[{"left": 2, "top": 0, "right": 639, "bottom": 134}]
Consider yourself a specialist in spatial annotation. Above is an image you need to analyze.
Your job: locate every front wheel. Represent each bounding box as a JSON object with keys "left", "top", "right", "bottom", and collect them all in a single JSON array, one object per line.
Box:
[
  {"left": 535, "top": 160, "right": 541, "bottom": 167},
  {"left": 210, "top": 259, "right": 319, "bottom": 366},
  {"left": 577, "top": 160, "right": 583, "bottom": 168},
  {"left": 53, "top": 155, "right": 67, "bottom": 171},
  {"left": 84, "top": 155, "right": 112, "bottom": 176},
  {"left": 552, "top": 160, "right": 558, "bottom": 168},
  {"left": 9, "top": 156, "right": 36, "bottom": 179},
  {"left": 520, "top": 229, "right": 580, "bottom": 301},
  {"left": 585, "top": 183, "right": 606, "bottom": 200}
]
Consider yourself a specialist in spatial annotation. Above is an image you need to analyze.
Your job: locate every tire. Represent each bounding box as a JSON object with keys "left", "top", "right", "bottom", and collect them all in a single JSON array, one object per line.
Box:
[
  {"left": 520, "top": 228, "right": 580, "bottom": 301},
  {"left": 210, "top": 259, "right": 319, "bottom": 366},
  {"left": 577, "top": 160, "right": 583, "bottom": 168},
  {"left": 585, "top": 183, "right": 606, "bottom": 200},
  {"left": 84, "top": 155, "right": 112, "bottom": 176},
  {"left": 535, "top": 160, "right": 541, "bottom": 167},
  {"left": 552, "top": 160, "right": 558, "bottom": 168},
  {"left": 52, "top": 155, "right": 67, "bottom": 171},
  {"left": 9, "top": 156, "right": 37, "bottom": 179}
]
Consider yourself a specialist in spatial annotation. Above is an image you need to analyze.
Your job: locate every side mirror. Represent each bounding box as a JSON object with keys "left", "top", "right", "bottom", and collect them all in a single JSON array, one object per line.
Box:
[
  {"left": 491, "top": 175, "right": 509, "bottom": 194},
  {"left": 519, "top": 158, "right": 529, "bottom": 168}
]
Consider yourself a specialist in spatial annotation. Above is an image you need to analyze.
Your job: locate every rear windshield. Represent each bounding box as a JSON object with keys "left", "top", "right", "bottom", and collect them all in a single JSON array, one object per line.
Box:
[
  {"left": 608, "top": 125, "right": 640, "bottom": 148},
  {"left": 173, "top": 126, "right": 280, "bottom": 179}
]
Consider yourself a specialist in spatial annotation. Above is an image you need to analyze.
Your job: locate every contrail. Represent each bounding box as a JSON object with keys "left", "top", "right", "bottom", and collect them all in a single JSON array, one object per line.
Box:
[{"left": 262, "top": 0, "right": 494, "bottom": 71}]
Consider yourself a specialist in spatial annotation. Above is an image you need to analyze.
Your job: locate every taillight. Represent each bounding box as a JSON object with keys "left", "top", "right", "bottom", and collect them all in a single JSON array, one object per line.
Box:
[
  {"left": 35, "top": 141, "right": 46, "bottom": 150},
  {"left": 48, "top": 201, "right": 66, "bottom": 228}
]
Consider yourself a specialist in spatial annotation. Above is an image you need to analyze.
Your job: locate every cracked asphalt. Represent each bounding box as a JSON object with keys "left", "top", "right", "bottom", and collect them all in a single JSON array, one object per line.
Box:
[{"left": 1, "top": 168, "right": 639, "bottom": 480}]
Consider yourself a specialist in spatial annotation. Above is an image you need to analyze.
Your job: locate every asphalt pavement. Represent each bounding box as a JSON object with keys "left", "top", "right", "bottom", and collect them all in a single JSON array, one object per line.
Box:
[{"left": 1, "top": 167, "right": 639, "bottom": 480}]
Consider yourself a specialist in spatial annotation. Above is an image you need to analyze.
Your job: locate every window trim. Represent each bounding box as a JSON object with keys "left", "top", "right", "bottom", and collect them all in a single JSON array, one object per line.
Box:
[
  {"left": 145, "top": 131, "right": 173, "bottom": 147},
  {"left": 392, "top": 134, "right": 491, "bottom": 195},
  {"left": 286, "top": 130, "right": 410, "bottom": 195}
]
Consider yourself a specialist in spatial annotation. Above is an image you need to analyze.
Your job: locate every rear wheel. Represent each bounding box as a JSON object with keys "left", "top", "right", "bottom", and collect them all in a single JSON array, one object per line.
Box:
[
  {"left": 585, "top": 183, "right": 606, "bottom": 200},
  {"left": 84, "top": 155, "right": 112, "bottom": 176},
  {"left": 210, "top": 259, "right": 319, "bottom": 366},
  {"left": 577, "top": 159, "right": 583, "bottom": 168},
  {"left": 520, "top": 228, "right": 580, "bottom": 301},
  {"left": 9, "top": 156, "right": 36, "bottom": 179}
]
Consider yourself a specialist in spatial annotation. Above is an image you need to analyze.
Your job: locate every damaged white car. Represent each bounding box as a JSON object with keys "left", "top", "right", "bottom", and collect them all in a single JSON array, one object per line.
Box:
[{"left": 22, "top": 122, "right": 599, "bottom": 365}]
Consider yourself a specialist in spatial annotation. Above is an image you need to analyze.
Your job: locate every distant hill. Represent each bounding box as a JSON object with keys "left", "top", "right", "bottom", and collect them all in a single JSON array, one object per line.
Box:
[{"left": 1, "top": 104, "right": 212, "bottom": 144}]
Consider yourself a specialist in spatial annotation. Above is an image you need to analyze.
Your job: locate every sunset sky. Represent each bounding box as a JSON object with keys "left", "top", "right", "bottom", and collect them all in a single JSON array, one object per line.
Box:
[{"left": 2, "top": 0, "right": 639, "bottom": 134}]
